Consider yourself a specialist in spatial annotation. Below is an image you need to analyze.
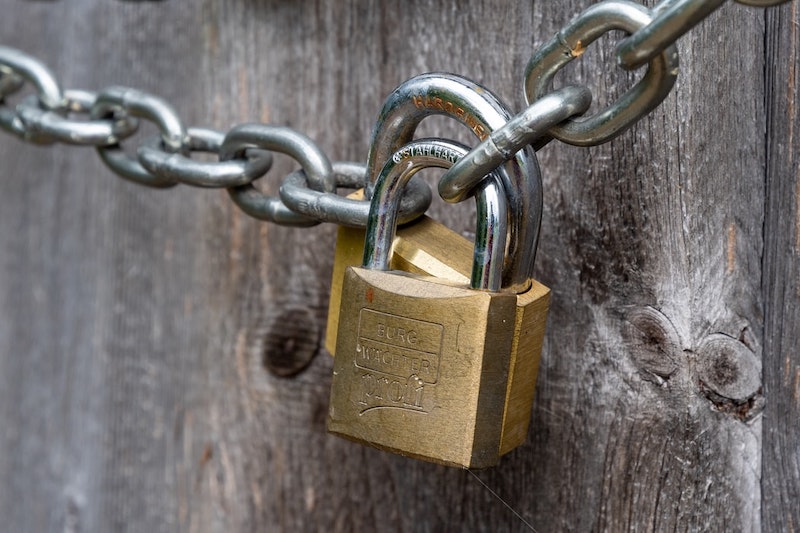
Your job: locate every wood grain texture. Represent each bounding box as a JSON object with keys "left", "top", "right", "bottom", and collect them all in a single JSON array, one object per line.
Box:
[
  {"left": 0, "top": 1, "right": 797, "bottom": 531},
  {"left": 763, "top": 3, "right": 800, "bottom": 531}
]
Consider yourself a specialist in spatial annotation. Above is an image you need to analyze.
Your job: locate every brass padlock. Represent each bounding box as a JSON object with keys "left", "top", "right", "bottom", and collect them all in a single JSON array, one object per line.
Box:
[
  {"left": 361, "top": 73, "right": 550, "bottom": 455},
  {"left": 328, "top": 138, "right": 547, "bottom": 468},
  {"left": 329, "top": 209, "right": 548, "bottom": 456}
]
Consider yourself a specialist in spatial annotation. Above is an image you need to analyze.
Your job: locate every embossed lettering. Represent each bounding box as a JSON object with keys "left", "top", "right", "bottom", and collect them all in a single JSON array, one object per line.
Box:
[
  {"left": 358, "top": 372, "right": 425, "bottom": 412},
  {"left": 391, "top": 143, "right": 459, "bottom": 165},
  {"left": 356, "top": 341, "right": 436, "bottom": 381},
  {"left": 377, "top": 323, "right": 418, "bottom": 345},
  {"left": 356, "top": 310, "right": 443, "bottom": 383},
  {"left": 409, "top": 95, "right": 487, "bottom": 140}
]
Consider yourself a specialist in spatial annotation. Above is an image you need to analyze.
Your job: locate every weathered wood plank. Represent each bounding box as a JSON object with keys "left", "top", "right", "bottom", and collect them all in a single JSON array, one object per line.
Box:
[
  {"left": 522, "top": 3, "right": 769, "bottom": 531},
  {"left": 0, "top": 1, "right": 796, "bottom": 532},
  {"left": 763, "top": 4, "right": 800, "bottom": 531}
]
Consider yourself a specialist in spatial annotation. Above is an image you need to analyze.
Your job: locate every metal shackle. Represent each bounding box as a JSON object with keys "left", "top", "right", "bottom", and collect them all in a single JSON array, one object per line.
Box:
[
  {"left": 365, "top": 73, "right": 541, "bottom": 292},
  {"left": 363, "top": 138, "right": 511, "bottom": 292}
]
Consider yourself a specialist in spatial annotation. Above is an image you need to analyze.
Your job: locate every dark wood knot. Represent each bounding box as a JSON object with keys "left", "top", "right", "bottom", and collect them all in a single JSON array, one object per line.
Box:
[{"left": 262, "top": 306, "right": 320, "bottom": 377}]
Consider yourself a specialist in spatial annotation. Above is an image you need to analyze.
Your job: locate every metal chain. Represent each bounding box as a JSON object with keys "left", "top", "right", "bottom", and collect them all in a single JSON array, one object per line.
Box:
[{"left": 0, "top": 0, "right": 790, "bottom": 227}]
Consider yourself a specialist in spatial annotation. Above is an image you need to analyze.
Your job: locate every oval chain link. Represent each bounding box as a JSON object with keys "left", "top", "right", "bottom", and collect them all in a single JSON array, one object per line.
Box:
[
  {"left": 0, "top": 45, "right": 61, "bottom": 109},
  {"left": 617, "top": 0, "right": 788, "bottom": 70},
  {"left": 439, "top": 85, "right": 592, "bottom": 202},
  {"left": 0, "top": 0, "right": 792, "bottom": 226},
  {"left": 17, "top": 90, "right": 139, "bottom": 145},
  {"left": 220, "top": 124, "right": 335, "bottom": 226},
  {"left": 525, "top": 0, "right": 679, "bottom": 147},
  {"left": 91, "top": 87, "right": 187, "bottom": 188},
  {"left": 279, "top": 161, "right": 432, "bottom": 228},
  {"left": 0, "top": 45, "right": 64, "bottom": 144},
  {"left": 138, "top": 127, "right": 273, "bottom": 188}
]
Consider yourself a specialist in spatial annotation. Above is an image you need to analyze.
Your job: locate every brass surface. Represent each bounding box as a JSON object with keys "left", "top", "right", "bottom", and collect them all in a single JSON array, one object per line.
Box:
[
  {"left": 498, "top": 280, "right": 549, "bottom": 454},
  {"left": 328, "top": 267, "right": 517, "bottom": 468}
]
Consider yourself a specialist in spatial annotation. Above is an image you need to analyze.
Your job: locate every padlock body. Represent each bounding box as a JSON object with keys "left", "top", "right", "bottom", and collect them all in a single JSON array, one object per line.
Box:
[
  {"left": 329, "top": 267, "right": 517, "bottom": 468},
  {"left": 326, "top": 216, "right": 551, "bottom": 460}
]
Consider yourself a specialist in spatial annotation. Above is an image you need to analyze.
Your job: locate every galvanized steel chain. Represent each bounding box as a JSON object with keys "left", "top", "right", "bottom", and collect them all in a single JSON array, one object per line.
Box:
[
  {"left": 0, "top": 47, "right": 433, "bottom": 228},
  {"left": 0, "top": 0, "right": 790, "bottom": 227}
]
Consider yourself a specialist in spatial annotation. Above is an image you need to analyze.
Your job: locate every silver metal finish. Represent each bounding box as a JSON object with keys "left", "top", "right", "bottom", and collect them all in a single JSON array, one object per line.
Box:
[
  {"left": 280, "top": 162, "right": 432, "bottom": 228},
  {"left": 92, "top": 86, "right": 187, "bottom": 188},
  {"left": 364, "top": 139, "right": 508, "bottom": 292},
  {"left": 0, "top": 71, "right": 23, "bottom": 98},
  {"left": 616, "top": 0, "right": 725, "bottom": 69},
  {"left": 525, "top": 0, "right": 679, "bottom": 146},
  {"left": 0, "top": 45, "right": 62, "bottom": 109},
  {"left": 366, "top": 73, "right": 541, "bottom": 290},
  {"left": 0, "top": 74, "right": 24, "bottom": 139},
  {"left": 439, "top": 85, "right": 592, "bottom": 203},
  {"left": 15, "top": 91, "right": 139, "bottom": 145},
  {"left": 220, "top": 124, "right": 335, "bottom": 226},
  {"left": 0, "top": 97, "right": 39, "bottom": 141},
  {"left": 227, "top": 183, "right": 321, "bottom": 227},
  {"left": 138, "top": 127, "right": 272, "bottom": 188}
]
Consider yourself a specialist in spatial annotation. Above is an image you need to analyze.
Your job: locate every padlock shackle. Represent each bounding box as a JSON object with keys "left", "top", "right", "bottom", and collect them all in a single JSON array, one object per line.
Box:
[
  {"left": 364, "top": 138, "right": 508, "bottom": 292},
  {"left": 365, "top": 73, "right": 540, "bottom": 291}
]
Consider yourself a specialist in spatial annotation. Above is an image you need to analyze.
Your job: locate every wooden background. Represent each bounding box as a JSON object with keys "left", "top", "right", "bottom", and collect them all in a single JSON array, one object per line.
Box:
[{"left": 1, "top": 1, "right": 798, "bottom": 531}]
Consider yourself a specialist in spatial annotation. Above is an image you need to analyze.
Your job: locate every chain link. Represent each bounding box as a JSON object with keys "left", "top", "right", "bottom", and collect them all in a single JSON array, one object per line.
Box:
[
  {"left": 19, "top": 90, "right": 139, "bottom": 145},
  {"left": 0, "top": 0, "right": 790, "bottom": 227},
  {"left": 616, "top": 0, "right": 785, "bottom": 70},
  {"left": 138, "top": 127, "right": 273, "bottom": 188},
  {"left": 439, "top": 85, "right": 592, "bottom": 203},
  {"left": 616, "top": 0, "right": 725, "bottom": 69},
  {"left": 92, "top": 87, "right": 187, "bottom": 188},
  {"left": 279, "top": 162, "right": 433, "bottom": 228},
  {"left": 0, "top": 45, "right": 61, "bottom": 109},
  {"left": 524, "top": 0, "right": 679, "bottom": 146}
]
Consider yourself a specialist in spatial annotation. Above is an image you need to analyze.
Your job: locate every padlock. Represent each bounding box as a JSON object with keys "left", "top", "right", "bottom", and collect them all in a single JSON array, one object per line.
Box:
[
  {"left": 328, "top": 138, "right": 548, "bottom": 468},
  {"left": 326, "top": 72, "right": 544, "bottom": 353},
  {"left": 328, "top": 203, "right": 549, "bottom": 456}
]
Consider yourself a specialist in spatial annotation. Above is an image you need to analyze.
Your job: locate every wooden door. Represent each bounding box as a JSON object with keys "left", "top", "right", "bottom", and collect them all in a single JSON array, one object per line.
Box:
[{"left": 0, "top": 1, "right": 798, "bottom": 531}]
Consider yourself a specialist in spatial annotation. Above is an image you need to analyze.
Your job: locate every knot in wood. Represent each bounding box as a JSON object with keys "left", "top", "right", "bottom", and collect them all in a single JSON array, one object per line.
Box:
[
  {"left": 623, "top": 306, "right": 680, "bottom": 384},
  {"left": 697, "top": 333, "right": 761, "bottom": 403},
  {"left": 263, "top": 306, "right": 319, "bottom": 377}
]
